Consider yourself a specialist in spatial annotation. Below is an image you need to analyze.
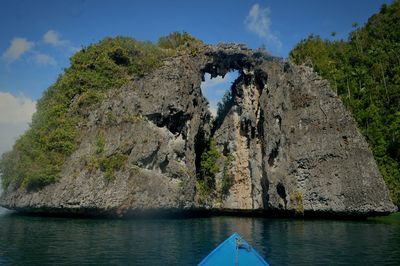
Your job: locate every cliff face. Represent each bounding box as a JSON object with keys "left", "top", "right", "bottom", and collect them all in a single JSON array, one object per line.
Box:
[{"left": 0, "top": 43, "right": 396, "bottom": 217}]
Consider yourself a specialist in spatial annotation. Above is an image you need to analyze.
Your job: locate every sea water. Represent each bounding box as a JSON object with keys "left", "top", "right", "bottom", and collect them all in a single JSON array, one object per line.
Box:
[{"left": 0, "top": 209, "right": 399, "bottom": 265}]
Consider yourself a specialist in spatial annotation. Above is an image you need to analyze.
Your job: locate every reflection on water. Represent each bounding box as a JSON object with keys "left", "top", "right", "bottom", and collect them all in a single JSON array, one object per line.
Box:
[{"left": 0, "top": 212, "right": 399, "bottom": 265}]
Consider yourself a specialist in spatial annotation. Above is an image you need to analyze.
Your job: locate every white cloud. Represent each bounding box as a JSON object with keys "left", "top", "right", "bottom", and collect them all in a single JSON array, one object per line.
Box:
[
  {"left": 0, "top": 123, "right": 30, "bottom": 154},
  {"left": 201, "top": 74, "right": 231, "bottom": 91},
  {"left": 0, "top": 92, "right": 36, "bottom": 156},
  {"left": 245, "top": 3, "right": 282, "bottom": 51},
  {"left": 0, "top": 92, "right": 36, "bottom": 124},
  {"left": 208, "top": 100, "right": 218, "bottom": 117},
  {"left": 43, "top": 30, "right": 67, "bottom": 46},
  {"left": 34, "top": 53, "right": 56, "bottom": 66},
  {"left": 2, "top": 38, "right": 35, "bottom": 63}
]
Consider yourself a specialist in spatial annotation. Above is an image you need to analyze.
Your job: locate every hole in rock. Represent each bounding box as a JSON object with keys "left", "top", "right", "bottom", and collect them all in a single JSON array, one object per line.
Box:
[
  {"left": 276, "top": 182, "right": 288, "bottom": 208},
  {"left": 200, "top": 70, "right": 240, "bottom": 118},
  {"left": 195, "top": 70, "right": 240, "bottom": 182},
  {"left": 276, "top": 182, "right": 287, "bottom": 200}
]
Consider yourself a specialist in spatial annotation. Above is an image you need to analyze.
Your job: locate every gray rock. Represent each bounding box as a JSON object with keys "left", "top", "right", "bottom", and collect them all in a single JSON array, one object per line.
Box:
[{"left": 0, "top": 44, "right": 396, "bottom": 217}]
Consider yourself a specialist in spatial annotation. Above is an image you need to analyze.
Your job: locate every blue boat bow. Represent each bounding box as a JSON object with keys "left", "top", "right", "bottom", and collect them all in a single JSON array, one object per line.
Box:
[{"left": 198, "top": 232, "right": 269, "bottom": 266}]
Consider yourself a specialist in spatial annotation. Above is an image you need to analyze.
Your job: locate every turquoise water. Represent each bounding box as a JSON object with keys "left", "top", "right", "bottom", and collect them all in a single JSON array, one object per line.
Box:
[{"left": 0, "top": 208, "right": 399, "bottom": 265}]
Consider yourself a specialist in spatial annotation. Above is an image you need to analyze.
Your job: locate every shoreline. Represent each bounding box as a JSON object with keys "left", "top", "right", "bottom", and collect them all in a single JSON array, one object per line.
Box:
[{"left": 1, "top": 206, "right": 397, "bottom": 221}]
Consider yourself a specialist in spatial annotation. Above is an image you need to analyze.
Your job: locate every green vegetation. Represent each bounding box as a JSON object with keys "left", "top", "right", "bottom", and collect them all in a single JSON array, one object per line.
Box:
[
  {"left": 99, "top": 154, "right": 128, "bottom": 181},
  {"left": 221, "top": 154, "right": 234, "bottom": 196},
  {"left": 158, "top": 31, "right": 203, "bottom": 50},
  {"left": 105, "top": 112, "right": 118, "bottom": 126},
  {"left": 368, "top": 212, "right": 400, "bottom": 225},
  {"left": 87, "top": 152, "right": 128, "bottom": 181},
  {"left": 121, "top": 111, "right": 143, "bottom": 123},
  {"left": 89, "top": 132, "right": 129, "bottom": 181},
  {"left": 197, "top": 139, "right": 220, "bottom": 198},
  {"left": 0, "top": 32, "right": 201, "bottom": 191},
  {"left": 290, "top": 1, "right": 400, "bottom": 207},
  {"left": 95, "top": 133, "right": 105, "bottom": 154},
  {"left": 290, "top": 191, "right": 304, "bottom": 215},
  {"left": 196, "top": 139, "right": 236, "bottom": 202}
]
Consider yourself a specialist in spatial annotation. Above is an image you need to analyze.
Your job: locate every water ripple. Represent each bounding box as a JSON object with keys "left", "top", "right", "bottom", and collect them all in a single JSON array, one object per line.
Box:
[{"left": 0, "top": 213, "right": 399, "bottom": 265}]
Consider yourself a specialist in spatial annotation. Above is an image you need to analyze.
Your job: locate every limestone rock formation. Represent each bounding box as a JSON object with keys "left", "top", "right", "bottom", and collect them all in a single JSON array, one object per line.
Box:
[{"left": 0, "top": 42, "right": 396, "bottom": 217}]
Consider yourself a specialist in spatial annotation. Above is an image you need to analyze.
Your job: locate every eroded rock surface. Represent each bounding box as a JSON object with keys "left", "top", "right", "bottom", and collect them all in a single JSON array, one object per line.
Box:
[{"left": 1, "top": 43, "right": 396, "bottom": 217}]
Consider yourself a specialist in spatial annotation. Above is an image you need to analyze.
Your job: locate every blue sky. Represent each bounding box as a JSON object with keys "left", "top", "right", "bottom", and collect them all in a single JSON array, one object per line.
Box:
[{"left": 0, "top": 0, "right": 393, "bottom": 155}]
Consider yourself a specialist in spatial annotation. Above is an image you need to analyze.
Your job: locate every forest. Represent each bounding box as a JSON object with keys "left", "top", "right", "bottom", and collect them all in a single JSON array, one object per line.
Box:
[{"left": 290, "top": 1, "right": 400, "bottom": 206}]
